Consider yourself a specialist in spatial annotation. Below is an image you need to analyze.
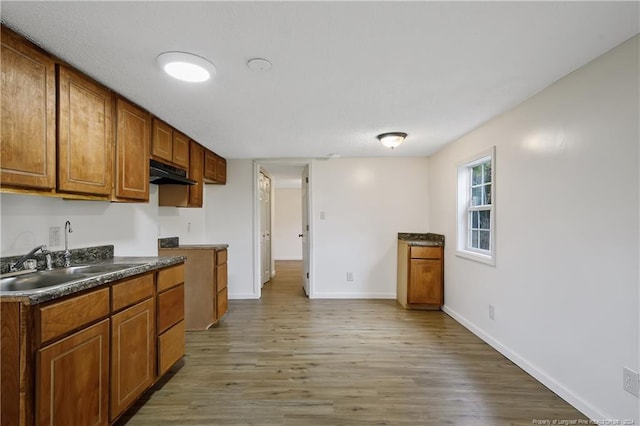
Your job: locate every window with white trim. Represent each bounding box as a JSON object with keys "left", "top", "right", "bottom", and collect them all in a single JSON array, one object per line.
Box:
[{"left": 456, "top": 147, "right": 495, "bottom": 265}]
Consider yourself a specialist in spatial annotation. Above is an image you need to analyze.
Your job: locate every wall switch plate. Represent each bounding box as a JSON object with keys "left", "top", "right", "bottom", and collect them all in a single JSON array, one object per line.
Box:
[
  {"left": 623, "top": 367, "right": 639, "bottom": 397},
  {"left": 49, "top": 227, "right": 61, "bottom": 247},
  {"left": 320, "top": 211, "right": 326, "bottom": 220},
  {"left": 346, "top": 272, "right": 354, "bottom": 281},
  {"left": 489, "top": 304, "right": 495, "bottom": 320}
]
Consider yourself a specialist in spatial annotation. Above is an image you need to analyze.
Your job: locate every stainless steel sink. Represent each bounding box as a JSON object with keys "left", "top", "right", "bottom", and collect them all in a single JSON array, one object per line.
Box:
[
  {"left": 0, "top": 270, "right": 93, "bottom": 292},
  {"left": 0, "top": 263, "right": 145, "bottom": 292},
  {"left": 64, "top": 263, "right": 143, "bottom": 274}
]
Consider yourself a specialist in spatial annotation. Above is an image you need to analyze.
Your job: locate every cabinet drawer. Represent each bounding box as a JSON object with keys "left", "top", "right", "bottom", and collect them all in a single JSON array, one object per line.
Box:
[
  {"left": 216, "top": 249, "right": 227, "bottom": 265},
  {"left": 37, "top": 287, "right": 110, "bottom": 344},
  {"left": 157, "top": 284, "right": 184, "bottom": 334},
  {"left": 410, "top": 246, "right": 442, "bottom": 259},
  {"left": 111, "top": 273, "right": 154, "bottom": 312},
  {"left": 216, "top": 287, "right": 228, "bottom": 320},
  {"left": 216, "top": 262, "right": 228, "bottom": 292},
  {"left": 157, "top": 320, "right": 185, "bottom": 376},
  {"left": 157, "top": 263, "right": 184, "bottom": 292}
]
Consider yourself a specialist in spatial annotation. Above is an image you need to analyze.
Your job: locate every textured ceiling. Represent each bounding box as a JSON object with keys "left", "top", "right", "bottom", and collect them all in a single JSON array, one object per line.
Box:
[{"left": 2, "top": 1, "right": 638, "bottom": 159}]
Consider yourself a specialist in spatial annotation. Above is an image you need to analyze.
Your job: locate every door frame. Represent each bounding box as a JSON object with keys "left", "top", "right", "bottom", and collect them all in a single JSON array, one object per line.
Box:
[{"left": 252, "top": 159, "right": 314, "bottom": 299}]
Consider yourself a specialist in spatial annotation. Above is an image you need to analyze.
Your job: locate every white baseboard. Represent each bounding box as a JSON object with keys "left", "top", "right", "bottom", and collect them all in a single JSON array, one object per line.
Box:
[
  {"left": 311, "top": 292, "right": 395, "bottom": 299},
  {"left": 228, "top": 293, "right": 259, "bottom": 300},
  {"left": 442, "top": 305, "right": 609, "bottom": 422}
]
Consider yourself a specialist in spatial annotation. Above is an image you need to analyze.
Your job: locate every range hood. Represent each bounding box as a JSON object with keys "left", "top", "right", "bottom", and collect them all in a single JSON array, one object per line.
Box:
[{"left": 149, "top": 159, "right": 196, "bottom": 185}]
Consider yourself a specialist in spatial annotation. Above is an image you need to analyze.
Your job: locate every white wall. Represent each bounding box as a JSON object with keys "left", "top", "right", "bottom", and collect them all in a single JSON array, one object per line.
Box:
[
  {"left": 0, "top": 185, "right": 207, "bottom": 257},
  {"left": 312, "top": 157, "right": 430, "bottom": 298},
  {"left": 204, "top": 159, "right": 255, "bottom": 299},
  {"left": 428, "top": 35, "right": 639, "bottom": 422},
  {"left": 273, "top": 188, "right": 302, "bottom": 260}
]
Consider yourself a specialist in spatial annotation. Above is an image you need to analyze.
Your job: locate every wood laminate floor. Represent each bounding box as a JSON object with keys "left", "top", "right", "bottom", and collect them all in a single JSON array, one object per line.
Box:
[{"left": 118, "top": 260, "right": 586, "bottom": 426}]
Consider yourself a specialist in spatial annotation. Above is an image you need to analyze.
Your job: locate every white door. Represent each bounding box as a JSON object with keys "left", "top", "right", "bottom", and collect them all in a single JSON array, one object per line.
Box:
[
  {"left": 301, "top": 166, "right": 310, "bottom": 296},
  {"left": 259, "top": 172, "right": 272, "bottom": 286}
]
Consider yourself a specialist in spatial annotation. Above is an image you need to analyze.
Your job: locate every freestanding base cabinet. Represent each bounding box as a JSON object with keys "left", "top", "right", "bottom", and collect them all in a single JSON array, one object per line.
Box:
[{"left": 397, "top": 241, "right": 444, "bottom": 310}]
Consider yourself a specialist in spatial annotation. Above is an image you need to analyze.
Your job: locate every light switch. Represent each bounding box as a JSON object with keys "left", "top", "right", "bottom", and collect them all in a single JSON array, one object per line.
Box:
[{"left": 320, "top": 211, "right": 326, "bottom": 220}]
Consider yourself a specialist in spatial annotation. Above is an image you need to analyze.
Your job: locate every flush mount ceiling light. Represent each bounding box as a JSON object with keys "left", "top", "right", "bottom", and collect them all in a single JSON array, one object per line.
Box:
[
  {"left": 377, "top": 132, "right": 407, "bottom": 149},
  {"left": 156, "top": 51, "right": 216, "bottom": 83}
]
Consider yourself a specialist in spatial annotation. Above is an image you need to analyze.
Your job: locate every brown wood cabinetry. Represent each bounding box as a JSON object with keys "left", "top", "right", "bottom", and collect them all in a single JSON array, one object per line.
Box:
[
  {"left": 158, "top": 140, "right": 204, "bottom": 208},
  {"left": 57, "top": 65, "right": 113, "bottom": 196},
  {"left": 157, "top": 246, "right": 228, "bottom": 330},
  {"left": 172, "top": 131, "right": 190, "bottom": 169},
  {"left": 155, "top": 264, "right": 186, "bottom": 377},
  {"left": 203, "top": 149, "right": 227, "bottom": 184},
  {"left": 188, "top": 141, "right": 204, "bottom": 207},
  {"left": 0, "top": 26, "right": 56, "bottom": 191},
  {"left": 109, "top": 273, "right": 154, "bottom": 422},
  {"left": 397, "top": 242, "right": 444, "bottom": 310},
  {"left": 151, "top": 118, "right": 190, "bottom": 169},
  {"left": 37, "top": 319, "right": 110, "bottom": 426},
  {"left": 114, "top": 98, "right": 150, "bottom": 201},
  {"left": 0, "top": 262, "right": 185, "bottom": 426}
]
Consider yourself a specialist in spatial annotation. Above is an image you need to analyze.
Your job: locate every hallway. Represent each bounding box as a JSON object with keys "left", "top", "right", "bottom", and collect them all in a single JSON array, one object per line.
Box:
[{"left": 119, "top": 260, "right": 586, "bottom": 425}]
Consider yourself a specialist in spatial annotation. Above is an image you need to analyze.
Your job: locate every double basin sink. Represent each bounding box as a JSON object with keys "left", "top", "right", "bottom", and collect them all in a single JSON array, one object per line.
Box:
[{"left": 0, "top": 263, "right": 144, "bottom": 292}]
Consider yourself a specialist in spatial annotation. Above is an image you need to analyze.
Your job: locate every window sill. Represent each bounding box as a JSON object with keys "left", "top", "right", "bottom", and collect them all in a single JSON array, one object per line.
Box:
[{"left": 456, "top": 249, "right": 495, "bottom": 266}]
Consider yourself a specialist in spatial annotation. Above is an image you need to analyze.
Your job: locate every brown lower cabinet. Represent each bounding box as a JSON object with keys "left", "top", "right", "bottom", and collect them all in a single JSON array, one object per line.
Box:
[
  {"left": 0, "top": 262, "right": 185, "bottom": 426},
  {"left": 396, "top": 242, "right": 444, "bottom": 310},
  {"left": 157, "top": 247, "right": 228, "bottom": 330}
]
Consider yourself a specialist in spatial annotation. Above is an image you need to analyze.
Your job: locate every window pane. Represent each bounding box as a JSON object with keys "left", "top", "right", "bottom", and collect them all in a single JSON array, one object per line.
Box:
[
  {"left": 479, "top": 210, "right": 490, "bottom": 229},
  {"left": 483, "top": 161, "right": 492, "bottom": 183},
  {"left": 472, "top": 211, "right": 479, "bottom": 228},
  {"left": 472, "top": 165, "right": 482, "bottom": 185},
  {"left": 471, "top": 187, "right": 482, "bottom": 206},
  {"left": 471, "top": 230, "right": 479, "bottom": 248},
  {"left": 484, "top": 184, "right": 492, "bottom": 205},
  {"left": 479, "top": 231, "right": 490, "bottom": 250}
]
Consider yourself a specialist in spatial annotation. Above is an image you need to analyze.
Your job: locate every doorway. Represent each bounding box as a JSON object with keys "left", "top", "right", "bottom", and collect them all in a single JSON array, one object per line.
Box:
[{"left": 253, "top": 160, "right": 312, "bottom": 299}]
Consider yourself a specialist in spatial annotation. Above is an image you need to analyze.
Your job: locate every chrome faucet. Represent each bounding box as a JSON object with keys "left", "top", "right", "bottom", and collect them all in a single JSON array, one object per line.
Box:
[
  {"left": 64, "top": 220, "right": 73, "bottom": 268},
  {"left": 10, "top": 245, "right": 48, "bottom": 272}
]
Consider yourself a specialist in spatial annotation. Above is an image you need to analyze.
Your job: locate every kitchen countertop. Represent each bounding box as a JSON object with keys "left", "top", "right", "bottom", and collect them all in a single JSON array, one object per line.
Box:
[
  {"left": 0, "top": 256, "right": 185, "bottom": 304},
  {"left": 157, "top": 237, "right": 228, "bottom": 251},
  {"left": 159, "top": 244, "right": 229, "bottom": 250},
  {"left": 398, "top": 232, "right": 445, "bottom": 247}
]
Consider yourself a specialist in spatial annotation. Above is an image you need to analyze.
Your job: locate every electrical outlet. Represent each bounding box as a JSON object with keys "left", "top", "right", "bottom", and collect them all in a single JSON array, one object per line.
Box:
[
  {"left": 623, "top": 367, "right": 639, "bottom": 397},
  {"left": 488, "top": 304, "right": 495, "bottom": 320},
  {"left": 346, "top": 272, "right": 354, "bottom": 281},
  {"left": 49, "top": 227, "right": 61, "bottom": 247}
]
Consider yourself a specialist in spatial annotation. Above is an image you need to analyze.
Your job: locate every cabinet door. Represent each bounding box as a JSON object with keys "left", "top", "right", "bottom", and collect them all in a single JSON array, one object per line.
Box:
[
  {"left": 172, "top": 131, "right": 189, "bottom": 169},
  {"left": 188, "top": 141, "right": 203, "bottom": 207},
  {"left": 216, "top": 155, "right": 226, "bottom": 184},
  {"left": 1, "top": 27, "right": 56, "bottom": 190},
  {"left": 37, "top": 319, "right": 109, "bottom": 426},
  {"left": 114, "top": 98, "right": 150, "bottom": 201},
  {"left": 151, "top": 118, "right": 172, "bottom": 162},
  {"left": 203, "top": 149, "right": 217, "bottom": 181},
  {"left": 110, "top": 299, "right": 154, "bottom": 421},
  {"left": 57, "top": 65, "right": 113, "bottom": 196},
  {"left": 408, "top": 259, "right": 443, "bottom": 305}
]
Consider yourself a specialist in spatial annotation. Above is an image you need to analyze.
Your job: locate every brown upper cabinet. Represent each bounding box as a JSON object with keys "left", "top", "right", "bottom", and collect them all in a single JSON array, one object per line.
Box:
[
  {"left": 151, "top": 118, "right": 189, "bottom": 169},
  {"left": 57, "top": 65, "right": 113, "bottom": 196},
  {"left": 114, "top": 97, "right": 150, "bottom": 201},
  {"left": 203, "top": 149, "right": 227, "bottom": 185},
  {"left": 158, "top": 140, "right": 204, "bottom": 208},
  {"left": 188, "top": 141, "right": 204, "bottom": 207},
  {"left": 0, "top": 26, "right": 56, "bottom": 191}
]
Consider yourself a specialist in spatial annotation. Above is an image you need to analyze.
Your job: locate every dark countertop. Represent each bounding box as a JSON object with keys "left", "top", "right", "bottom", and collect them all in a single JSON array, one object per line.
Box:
[
  {"left": 159, "top": 244, "right": 229, "bottom": 250},
  {"left": 0, "top": 256, "right": 185, "bottom": 304},
  {"left": 398, "top": 232, "right": 445, "bottom": 247}
]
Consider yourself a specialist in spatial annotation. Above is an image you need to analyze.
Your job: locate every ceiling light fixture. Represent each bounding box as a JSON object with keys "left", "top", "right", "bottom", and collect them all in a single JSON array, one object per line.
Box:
[
  {"left": 157, "top": 51, "right": 216, "bottom": 83},
  {"left": 377, "top": 132, "right": 407, "bottom": 149}
]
